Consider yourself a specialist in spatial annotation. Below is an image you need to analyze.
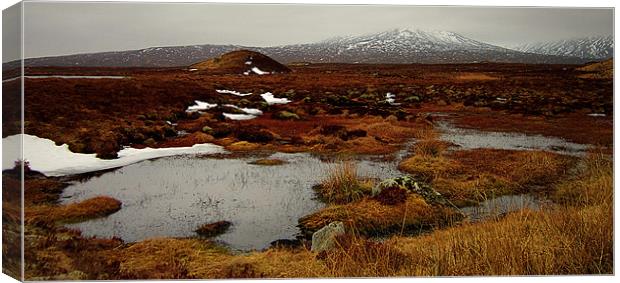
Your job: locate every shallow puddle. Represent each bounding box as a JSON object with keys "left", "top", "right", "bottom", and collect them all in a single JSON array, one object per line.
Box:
[
  {"left": 61, "top": 152, "right": 401, "bottom": 251},
  {"left": 437, "top": 121, "right": 590, "bottom": 156},
  {"left": 460, "top": 194, "right": 546, "bottom": 222}
]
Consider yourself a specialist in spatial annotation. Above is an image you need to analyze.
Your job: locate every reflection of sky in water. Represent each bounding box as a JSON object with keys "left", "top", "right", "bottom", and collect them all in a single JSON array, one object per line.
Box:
[
  {"left": 437, "top": 121, "right": 590, "bottom": 156},
  {"left": 62, "top": 153, "right": 402, "bottom": 251}
]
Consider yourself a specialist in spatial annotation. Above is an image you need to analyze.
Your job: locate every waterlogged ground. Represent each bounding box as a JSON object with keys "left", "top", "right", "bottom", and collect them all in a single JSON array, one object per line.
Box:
[
  {"left": 61, "top": 152, "right": 402, "bottom": 250},
  {"left": 437, "top": 121, "right": 591, "bottom": 156},
  {"left": 60, "top": 120, "right": 590, "bottom": 251}
]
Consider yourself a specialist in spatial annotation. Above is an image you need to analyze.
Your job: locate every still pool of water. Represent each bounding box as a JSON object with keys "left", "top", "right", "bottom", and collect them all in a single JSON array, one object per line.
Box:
[
  {"left": 437, "top": 121, "right": 590, "bottom": 156},
  {"left": 61, "top": 152, "right": 402, "bottom": 251}
]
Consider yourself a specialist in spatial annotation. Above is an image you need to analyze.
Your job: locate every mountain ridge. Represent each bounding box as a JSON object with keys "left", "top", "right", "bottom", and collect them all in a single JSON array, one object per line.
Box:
[
  {"left": 510, "top": 35, "right": 613, "bottom": 60},
  {"left": 4, "top": 28, "right": 603, "bottom": 68}
]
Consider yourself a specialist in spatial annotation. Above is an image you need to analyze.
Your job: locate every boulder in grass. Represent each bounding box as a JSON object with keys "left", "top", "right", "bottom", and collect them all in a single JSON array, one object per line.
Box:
[
  {"left": 195, "top": 220, "right": 232, "bottom": 237},
  {"left": 311, "top": 221, "right": 345, "bottom": 253}
]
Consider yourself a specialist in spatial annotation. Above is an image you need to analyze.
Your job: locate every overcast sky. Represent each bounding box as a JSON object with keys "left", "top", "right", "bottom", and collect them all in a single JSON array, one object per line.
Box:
[{"left": 6, "top": 2, "right": 615, "bottom": 61}]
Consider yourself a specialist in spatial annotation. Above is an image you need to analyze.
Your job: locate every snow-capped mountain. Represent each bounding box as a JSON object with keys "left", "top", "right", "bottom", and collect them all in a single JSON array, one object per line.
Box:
[
  {"left": 511, "top": 36, "right": 613, "bottom": 60},
  {"left": 259, "top": 28, "right": 520, "bottom": 64},
  {"left": 10, "top": 28, "right": 591, "bottom": 68}
]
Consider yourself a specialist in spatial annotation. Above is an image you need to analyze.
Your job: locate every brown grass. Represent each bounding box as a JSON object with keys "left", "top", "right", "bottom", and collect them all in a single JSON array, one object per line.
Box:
[
  {"left": 298, "top": 194, "right": 462, "bottom": 236},
  {"left": 315, "top": 161, "right": 373, "bottom": 204},
  {"left": 454, "top": 73, "right": 500, "bottom": 81},
  {"left": 398, "top": 155, "right": 460, "bottom": 181},
  {"left": 317, "top": 153, "right": 613, "bottom": 276},
  {"left": 225, "top": 141, "right": 260, "bottom": 151},
  {"left": 249, "top": 158, "right": 287, "bottom": 166},
  {"left": 27, "top": 196, "right": 122, "bottom": 224},
  {"left": 400, "top": 147, "right": 574, "bottom": 206},
  {"left": 20, "top": 152, "right": 611, "bottom": 278},
  {"left": 552, "top": 152, "right": 613, "bottom": 207}
]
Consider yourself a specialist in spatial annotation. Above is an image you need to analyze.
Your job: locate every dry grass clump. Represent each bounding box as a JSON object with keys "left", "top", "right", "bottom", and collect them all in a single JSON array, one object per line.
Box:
[
  {"left": 398, "top": 155, "right": 460, "bottom": 181},
  {"left": 552, "top": 152, "right": 612, "bottom": 207},
  {"left": 27, "top": 196, "right": 122, "bottom": 224},
  {"left": 119, "top": 238, "right": 229, "bottom": 279},
  {"left": 400, "top": 147, "right": 574, "bottom": 206},
  {"left": 319, "top": 234, "right": 410, "bottom": 277},
  {"left": 413, "top": 139, "right": 452, "bottom": 156},
  {"left": 226, "top": 141, "right": 260, "bottom": 151},
  {"left": 298, "top": 194, "right": 462, "bottom": 236},
  {"left": 315, "top": 161, "right": 373, "bottom": 204},
  {"left": 502, "top": 150, "right": 572, "bottom": 188}
]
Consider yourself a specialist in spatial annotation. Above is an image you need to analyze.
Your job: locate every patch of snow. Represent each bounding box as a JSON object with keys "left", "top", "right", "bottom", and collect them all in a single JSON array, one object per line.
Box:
[
  {"left": 243, "top": 71, "right": 250, "bottom": 75},
  {"left": 189, "top": 68, "right": 198, "bottom": 72},
  {"left": 386, "top": 92, "right": 400, "bottom": 105},
  {"left": 245, "top": 61, "right": 252, "bottom": 65},
  {"left": 1, "top": 134, "right": 226, "bottom": 177},
  {"left": 587, "top": 113, "right": 606, "bottom": 117},
  {"left": 261, "top": 92, "right": 291, "bottom": 105},
  {"left": 251, "top": 67, "right": 270, "bottom": 75},
  {"left": 186, "top": 100, "right": 217, "bottom": 112},
  {"left": 222, "top": 113, "right": 258, "bottom": 120},
  {"left": 223, "top": 104, "right": 263, "bottom": 116},
  {"left": 216, "top": 89, "right": 252, "bottom": 97}
]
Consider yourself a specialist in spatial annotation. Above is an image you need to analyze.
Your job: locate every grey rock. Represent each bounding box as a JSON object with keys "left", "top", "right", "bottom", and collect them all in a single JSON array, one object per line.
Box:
[{"left": 311, "top": 221, "right": 345, "bottom": 253}]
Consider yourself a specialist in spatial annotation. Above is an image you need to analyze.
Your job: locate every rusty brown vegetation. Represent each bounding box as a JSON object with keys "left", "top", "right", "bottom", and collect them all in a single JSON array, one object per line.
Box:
[{"left": 2, "top": 60, "right": 613, "bottom": 279}]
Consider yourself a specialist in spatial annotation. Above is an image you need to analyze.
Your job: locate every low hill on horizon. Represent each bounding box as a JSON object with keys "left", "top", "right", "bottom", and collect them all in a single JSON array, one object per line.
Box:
[{"left": 189, "top": 50, "right": 291, "bottom": 75}]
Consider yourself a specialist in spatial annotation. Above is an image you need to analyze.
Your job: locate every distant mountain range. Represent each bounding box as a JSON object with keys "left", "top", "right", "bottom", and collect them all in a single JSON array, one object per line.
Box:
[
  {"left": 510, "top": 36, "right": 613, "bottom": 60},
  {"left": 6, "top": 29, "right": 613, "bottom": 68}
]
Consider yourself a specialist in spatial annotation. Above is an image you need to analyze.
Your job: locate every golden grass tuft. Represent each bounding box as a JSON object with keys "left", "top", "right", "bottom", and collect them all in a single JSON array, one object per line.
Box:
[
  {"left": 27, "top": 196, "right": 122, "bottom": 224},
  {"left": 400, "top": 147, "right": 575, "bottom": 206},
  {"left": 413, "top": 139, "right": 452, "bottom": 157},
  {"left": 226, "top": 141, "right": 260, "bottom": 151},
  {"left": 315, "top": 161, "right": 373, "bottom": 204},
  {"left": 553, "top": 152, "right": 612, "bottom": 207},
  {"left": 386, "top": 204, "right": 612, "bottom": 275},
  {"left": 398, "top": 155, "right": 461, "bottom": 181},
  {"left": 298, "top": 194, "right": 462, "bottom": 236}
]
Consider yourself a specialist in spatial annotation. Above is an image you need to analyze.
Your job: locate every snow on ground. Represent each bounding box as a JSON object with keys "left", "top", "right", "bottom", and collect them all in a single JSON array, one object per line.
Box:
[
  {"left": 587, "top": 113, "right": 606, "bottom": 117},
  {"left": 216, "top": 89, "right": 252, "bottom": 96},
  {"left": 189, "top": 68, "right": 198, "bottom": 72},
  {"left": 251, "top": 67, "right": 270, "bottom": 75},
  {"left": 222, "top": 113, "right": 258, "bottom": 120},
  {"left": 245, "top": 61, "right": 252, "bottom": 65},
  {"left": 243, "top": 71, "right": 250, "bottom": 75},
  {"left": 186, "top": 100, "right": 217, "bottom": 112},
  {"left": 386, "top": 92, "right": 400, "bottom": 105},
  {"left": 1, "top": 134, "right": 226, "bottom": 177},
  {"left": 261, "top": 92, "right": 291, "bottom": 105},
  {"left": 223, "top": 104, "right": 263, "bottom": 116}
]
